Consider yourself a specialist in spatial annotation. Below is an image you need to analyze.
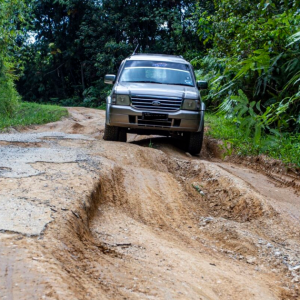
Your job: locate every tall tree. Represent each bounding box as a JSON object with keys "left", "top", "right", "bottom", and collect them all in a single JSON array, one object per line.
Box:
[
  {"left": 0, "top": 0, "right": 26, "bottom": 115},
  {"left": 194, "top": 0, "right": 300, "bottom": 132},
  {"left": 17, "top": 0, "right": 201, "bottom": 105},
  {"left": 17, "top": 0, "right": 89, "bottom": 103}
]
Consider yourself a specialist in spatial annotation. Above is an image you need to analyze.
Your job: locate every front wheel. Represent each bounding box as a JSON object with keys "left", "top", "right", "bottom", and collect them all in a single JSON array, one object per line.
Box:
[
  {"left": 103, "top": 124, "right": 119, "bottom": 141},
  {"left": 185, "top": 129, "right": 204, "bottom": 155}
]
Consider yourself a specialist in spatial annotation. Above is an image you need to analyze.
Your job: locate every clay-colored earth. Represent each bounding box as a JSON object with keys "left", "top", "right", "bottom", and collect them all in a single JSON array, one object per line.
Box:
[{"left": 0, "top": 107, "right": 299, "bottom": 300}]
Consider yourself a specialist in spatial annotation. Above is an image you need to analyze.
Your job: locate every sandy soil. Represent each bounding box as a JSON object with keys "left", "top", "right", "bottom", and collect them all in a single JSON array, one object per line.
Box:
[{"left": 0, "top": 107, "right": 299, "bottom": 300}]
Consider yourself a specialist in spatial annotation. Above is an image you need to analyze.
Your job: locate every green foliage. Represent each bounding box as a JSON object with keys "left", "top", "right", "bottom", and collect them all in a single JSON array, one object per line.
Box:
[
  {"left": 0, "top": 102, "right": 68, "bottom": 130},
  {"left": 97, "top": 102, "right": 106, "bottom": 111},
  {"left": 193, "top": 0, "right": 300, "bottom": 144},
  {"left": 17, "top": 0, "right": 200, "bottom": 106},
  {"left": 206, "top": 113, "right": 300, "bottom": 168},
  {"left": 148, "top": 139, "right": 154, "bottom": 148},
  {"left": 0, "top": 62, "right": 20, "bottom": 116},
  {"left": 0, "top": 0, "right": 26, "bottom": 116},
  {"left": 17, "top": 0, "right": 89, "bottom": 103},
  {"left": 192, "top": 0, "right": 300, "bottom": 165},
  {"left": 217, "top": 89, "right": 300, "bottom": 143},
  {"left": 82, "top": 86, "right": 100, "bottom": 107}
]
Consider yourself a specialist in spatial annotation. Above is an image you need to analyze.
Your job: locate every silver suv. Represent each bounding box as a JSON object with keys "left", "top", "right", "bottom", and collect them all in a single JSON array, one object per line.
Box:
[{"left": 103, "top": 54, "right": 207, "bottom": 154}]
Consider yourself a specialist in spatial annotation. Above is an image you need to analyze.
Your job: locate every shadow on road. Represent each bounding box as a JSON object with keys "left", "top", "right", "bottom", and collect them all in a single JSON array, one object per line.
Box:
[{"left": 129, "top": 135, "right": 189, "bottom": 153}]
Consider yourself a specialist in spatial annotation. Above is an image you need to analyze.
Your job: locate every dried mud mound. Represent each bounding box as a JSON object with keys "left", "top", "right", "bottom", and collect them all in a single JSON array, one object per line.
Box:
[
  {"left": 169, "top": 158, "right": 276, "bottom": 222},
  {"left": 1, "top": 108, "right": 299, "bottom": 300},
  {"left": 40, "top": 142, "right": 299, "bottom": 300}
]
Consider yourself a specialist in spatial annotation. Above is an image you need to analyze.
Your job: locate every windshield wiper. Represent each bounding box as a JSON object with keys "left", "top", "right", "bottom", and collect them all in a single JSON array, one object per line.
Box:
[
  {"left": 122, "top": 81, "right": 192, "bottom": 86},
  {"left": 122, "top": 80, "right": 163, "bottom": 84},
  {"left": 165, "top": 83, "right": 193, "bottom": 87}
]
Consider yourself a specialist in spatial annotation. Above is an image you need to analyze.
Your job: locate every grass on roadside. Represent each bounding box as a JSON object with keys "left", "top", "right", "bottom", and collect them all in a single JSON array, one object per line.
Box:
[
  {"left": 0, "top": 102, "right": 68, "bottom": 131},
  {"left": 97, "top": 102, "right": 106, "bottom": 110},
  {"left": 205, "top": 113, "right": 300, "bottom": 168}
]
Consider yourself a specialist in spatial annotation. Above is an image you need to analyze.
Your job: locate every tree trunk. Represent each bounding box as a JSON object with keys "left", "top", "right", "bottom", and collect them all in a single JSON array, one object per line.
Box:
[{"left": 81, "top": 62, "right": 85, "bottom": 91}]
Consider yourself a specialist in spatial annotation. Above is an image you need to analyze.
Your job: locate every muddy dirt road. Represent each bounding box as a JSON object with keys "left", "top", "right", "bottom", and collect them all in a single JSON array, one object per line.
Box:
[{"left": 0, "top": 107, "right": 300, "bottom": 300}]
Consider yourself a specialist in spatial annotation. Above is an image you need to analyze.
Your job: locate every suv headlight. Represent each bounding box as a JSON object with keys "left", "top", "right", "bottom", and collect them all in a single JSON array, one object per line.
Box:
[
  {"left": 182, "top": 99, "right": 200, "bottom": 111},
  {"left": 112, "top": 95, "right": 130, "bottom": 106}
]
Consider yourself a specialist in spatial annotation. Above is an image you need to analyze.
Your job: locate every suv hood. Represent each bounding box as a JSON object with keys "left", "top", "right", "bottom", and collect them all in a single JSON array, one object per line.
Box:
[{"left": 115, "top": 82, "right": 199, "bottom": 100}]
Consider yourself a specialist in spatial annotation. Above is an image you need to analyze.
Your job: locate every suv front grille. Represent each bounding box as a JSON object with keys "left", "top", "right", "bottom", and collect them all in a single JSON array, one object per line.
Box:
[{"left": 131, "top": 95, "right": 182, "bottom": 112}]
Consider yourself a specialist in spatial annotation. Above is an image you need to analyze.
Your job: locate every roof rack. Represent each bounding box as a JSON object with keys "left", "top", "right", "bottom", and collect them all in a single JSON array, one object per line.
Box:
[
  {"left": 131, "top": 53, "right": 184, "bottom": 58},
  {"left": 126, "top": 53, "right": 188, "bottom": 63}
]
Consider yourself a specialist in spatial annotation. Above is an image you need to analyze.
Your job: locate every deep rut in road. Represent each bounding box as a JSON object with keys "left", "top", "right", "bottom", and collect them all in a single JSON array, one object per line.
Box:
[
  {"left": 1, "top": 108, "right": 300, "bottom": 300},
  {"left": 41, "top": 141, "right": 300, "bottom": 300}
]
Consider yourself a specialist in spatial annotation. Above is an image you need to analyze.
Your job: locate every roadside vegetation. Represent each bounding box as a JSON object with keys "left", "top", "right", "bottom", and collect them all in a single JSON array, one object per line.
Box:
[
  {"left": 0, "top": 0, "right": 68, "bottom": 130},
  {"left": 0, "top": 102, "right": 68, "bottom": 131},
  {"left": 1, "top": 0, "right": 299, "bottom": 165},
  {"left": 0, "top": 0, "right": 24, "bottom": 118},
  {"left": 206, "top": 113, "right": 300, "bottom": 168},
  {"left": 193, "top": 0, "right": 300, "bottom": 167}
]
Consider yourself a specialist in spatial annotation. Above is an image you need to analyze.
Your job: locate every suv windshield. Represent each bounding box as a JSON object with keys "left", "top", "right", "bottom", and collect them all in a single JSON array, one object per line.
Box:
[{"left": 119, "top": 60, "right": 194, "bottom": 87}]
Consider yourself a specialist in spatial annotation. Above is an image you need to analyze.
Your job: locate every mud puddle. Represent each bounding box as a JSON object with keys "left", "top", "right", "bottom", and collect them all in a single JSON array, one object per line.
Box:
[{"left": 0, "top": 107, "right": 300, "bottom": 299}]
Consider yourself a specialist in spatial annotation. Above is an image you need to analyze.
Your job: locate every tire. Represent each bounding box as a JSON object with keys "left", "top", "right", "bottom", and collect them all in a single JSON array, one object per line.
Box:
[
  {"left": 103, "top": 124, "right": 119, "bottom": 141},
  {"left": 118, "top": 128, "right": 127, "bottom": 142},
  {"left": 184, "top": 129, "right": 204, "bottom": 155}
]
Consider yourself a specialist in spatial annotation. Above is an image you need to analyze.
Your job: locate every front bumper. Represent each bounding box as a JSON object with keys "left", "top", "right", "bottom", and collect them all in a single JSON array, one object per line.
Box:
[{"left": 106, "top": 103, "right": 205, "bottom": 132}]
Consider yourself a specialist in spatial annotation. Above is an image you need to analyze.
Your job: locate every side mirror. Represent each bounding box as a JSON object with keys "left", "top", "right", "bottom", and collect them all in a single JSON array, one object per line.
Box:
[
  {"left": 197, "top": 80, "right": 208, "bottom": 90},
  {"left": 104, "top": 74, "right": 116, "bottom": 85}
]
